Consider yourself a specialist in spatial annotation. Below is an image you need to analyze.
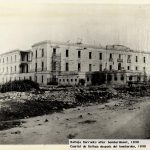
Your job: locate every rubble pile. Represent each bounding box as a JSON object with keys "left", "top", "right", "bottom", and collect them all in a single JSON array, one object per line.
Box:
[
  {"left": 0, "top": 84, "right": 150, "bottom": 122},
  {"left": 74, "top": 87, "right": 118, "bottom": 104}
]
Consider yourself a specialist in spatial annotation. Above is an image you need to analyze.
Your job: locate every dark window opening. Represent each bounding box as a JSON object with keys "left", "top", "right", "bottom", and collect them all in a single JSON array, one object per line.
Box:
[
  {"left": 27, "top": 54, "right": 28, "bottom": 61},
  {"left": 89, "top": 52, "right": 92, "bottom": 59},
  {"left": 78, "top": 51, "right": 81, "bottom": 58},
  {"left": 89, "top": 64, "right": 92, "bottom": 71},
  {"left": 144, "top": 57, "right": 146, "bottom": 63},
  {"left": 135, "top": 66, "right": 138, "bottom": 71},
  {"left": 42, "top": 61, "right": 44, "bottom": 71},
  {"left": 136, "top": 56, "right": 138, "bottom": 62},
  {"left": 53, "top": 48, "right": 56, "bottom": 55},
  {"left": 99, "top": 64, "right": 102, "bottom": 71},
  {"left": 66, "top": 50, "right": 69, "bottom": 57},
  {"left": 118, "top": 63, "right": 121, "bottom": 70},
  {"left": 42, "top": 48, "right": 44, "bottom": 57},
  {"left": 110, "top": 53, "right": 112, "bottom": 59},
  {"left": 87, "top": 77, "right": 89, "bottom": 82},
  {"left": 114, "top": 75, "right": 117, "bottom": 81},
  {"left": 127, "top": 66, "right": 130, "bottom": 70},
  {"left": 109, "top": 65, "right": 112, "bottom": 71},
  {"left": 119, "top": 54, "right": 121, "bottom": 59},
  {"left": 53, "top": 62, "right": 56, "bottom": 71},
  {"left": 99, "top": 53, "right": 102, "bottom": 60},
  {"left": 35, "top": 63, "right": 37, "bottom": 72},
  {"left": 42, "top": 75, "right": 44, "bottom": 83},
  {"left": 35, "top": 50, "right": 37, "bottom": 58},
  {"left": 121, "top": 75, "right": 124, "bottom": 81},
  {"left": 78, "top": 63, "right": 81, "bottom": 72},
  {"left": 66, "top": 63, "right": 69, "bottom": 71}
]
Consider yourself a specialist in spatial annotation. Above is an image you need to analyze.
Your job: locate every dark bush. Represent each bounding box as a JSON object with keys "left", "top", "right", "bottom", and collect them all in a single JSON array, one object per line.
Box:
[
  {"left": 91, "top": 72, "right": 106, "bottom": 85},
  {"left": 0, "top": 80, "right": 39, "bottom": 93}
]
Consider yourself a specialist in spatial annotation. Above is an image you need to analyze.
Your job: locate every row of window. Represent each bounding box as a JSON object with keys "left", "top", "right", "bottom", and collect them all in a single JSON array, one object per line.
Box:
[
  {"left": 2, "top": 76, "right": 32, "bottom": 82},
  {"left": 109, "top": 54, "right": 146, "bottom": 63},
  {"left": 64, "top": 62, "right": 146, "bottom": 72},
  {"left": 59, "top": 78, "right": 78, "bottom": 82},
  {"left": 109, "top": 64, "right": 146, "bottom": 71},
  {"left": 0, "top": 66, "right": 17, "bottom": 73},
  {"left": 35, "top": 48, "right": 44, "bottom": 58},
  {"left": 53, "top": 48, "right": 146, "bottom": 63},
  {"left": 0, "top": 55, "right": 17, "bottom": 63},
  {"left": 35, "top": 61, "right": 44, "bottom": 72}
]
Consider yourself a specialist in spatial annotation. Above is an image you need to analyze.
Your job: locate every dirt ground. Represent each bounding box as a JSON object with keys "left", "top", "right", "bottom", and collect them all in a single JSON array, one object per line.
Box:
[{"left": 0, "top": 97, "right": 150, "bottom": 144}]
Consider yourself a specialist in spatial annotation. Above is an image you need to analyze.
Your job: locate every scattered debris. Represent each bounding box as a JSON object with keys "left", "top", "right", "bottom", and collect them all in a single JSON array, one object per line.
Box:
[
  {"left": 0, "top": 120, "right": 26, "bottom": 131},
  {"left": 44, "top": 119, "right": 49, "bottom": 122},
  {"left": 87, "top": 113, "right": 92, "bottom": 115},
  {"left": 79, "top": 120, "right": 96, "bottom": 124},
  {"left": 11, "top": 130, "right": 21, "bottom": 134},
  {"left": 78, "top": 115, "right": 83, "bottom": 118},
  {"left": 67, "top": 133, "right": 77, "bottom": 139}
]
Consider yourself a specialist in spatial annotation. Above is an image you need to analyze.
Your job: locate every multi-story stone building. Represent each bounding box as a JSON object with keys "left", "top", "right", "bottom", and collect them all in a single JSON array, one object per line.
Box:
[
  {"left": 0, "top": 50, "right": 32, "bottom": 84},
  {"left": 0, "top": 40, "right": 150, "bottom": 86}
]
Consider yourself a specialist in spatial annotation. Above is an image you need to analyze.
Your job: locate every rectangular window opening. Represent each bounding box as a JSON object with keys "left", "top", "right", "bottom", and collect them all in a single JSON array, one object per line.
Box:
[
  {"left": 89, "top": 52, "right": 92, "bottom": 59},
  {"left": 66, "top": 50, "right": 69, "bottom": 57},
  {"left": 99, "top": 53, "right": 102, "bottom": 60},
  {"left": 66, "top": 63, "right": 69, "bottom": 71}
]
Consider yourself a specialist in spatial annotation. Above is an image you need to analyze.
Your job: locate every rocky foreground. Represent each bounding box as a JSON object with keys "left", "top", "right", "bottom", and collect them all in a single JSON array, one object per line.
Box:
[
  {"left": 0, "top": 96, "right": 150, "bottom": 144},
  {"left": 0, "top": 85, "right": 150, "bottom": 144}
]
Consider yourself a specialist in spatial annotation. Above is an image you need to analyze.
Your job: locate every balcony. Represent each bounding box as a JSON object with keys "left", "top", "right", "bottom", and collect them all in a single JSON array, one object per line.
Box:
[
  {"left": 127, "top": 59, "right": 131, "bottom": 63},
  {"left": 20, "top": 51, "right": 31, "bottom": 63},
  {"left": 117, "top": 58, "right": 123, "bottom": 63},
  {"left": 52, "top": 53, "right": 61, "bottom": 62}
]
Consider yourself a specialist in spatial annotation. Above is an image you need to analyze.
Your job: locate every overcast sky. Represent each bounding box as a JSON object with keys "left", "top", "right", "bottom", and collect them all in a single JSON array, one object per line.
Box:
[{"left": 0, "top": 1, "right": 150, "bottom": 54}]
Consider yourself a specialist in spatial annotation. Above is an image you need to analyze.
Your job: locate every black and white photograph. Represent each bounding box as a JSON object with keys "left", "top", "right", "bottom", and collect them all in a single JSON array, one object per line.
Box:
[{"left": 0, "top": 0, "right": 150, "bottom": 147}]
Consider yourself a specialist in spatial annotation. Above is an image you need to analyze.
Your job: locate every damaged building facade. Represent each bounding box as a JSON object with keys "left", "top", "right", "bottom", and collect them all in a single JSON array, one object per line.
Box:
[{"left": 0, "top": 40, "right": 150, "bottom": 86}]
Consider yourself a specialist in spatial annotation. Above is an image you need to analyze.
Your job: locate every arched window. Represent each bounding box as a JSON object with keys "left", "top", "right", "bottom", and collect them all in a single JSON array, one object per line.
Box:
[
  {"left": 121, "top": 74, "right": 124, "bottom": 81},
  {"left": 129, "top": 75, "right": 132, "bottom": 81}
]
